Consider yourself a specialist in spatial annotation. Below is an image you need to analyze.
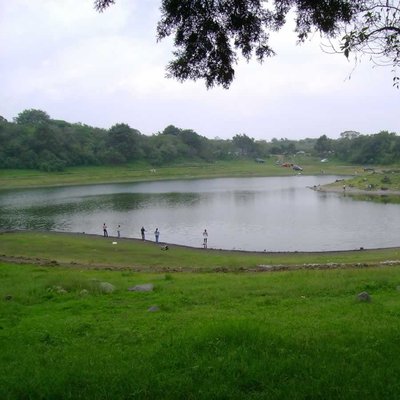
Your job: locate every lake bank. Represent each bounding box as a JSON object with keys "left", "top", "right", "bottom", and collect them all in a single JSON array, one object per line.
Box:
[
  {"left": 320, "top": 167, "right": 400, "bottom": 195},
  {"left": 0, "top": 159, "right": 357, "bottom": 189},
  {"left": 312, "top": 184, "right": 400, "bottom": 196},
  {"left": 1, "top": 230, "right": 400, "bottom": 272}
]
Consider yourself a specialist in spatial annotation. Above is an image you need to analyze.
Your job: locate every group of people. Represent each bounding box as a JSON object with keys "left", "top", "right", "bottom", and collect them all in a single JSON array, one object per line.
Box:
[
  {"left": 140, "top": 226, "right": 160, "bottom": 243},
  {"left": 103, "top": 223, "right": 121, "bottom": 238},
  {"left": 102, "top": 223, "right": 209, "bottom": 248},
  {"left": 103, "top": 224, "right": 160, "bottom": 242},
  {"left": 101, "top": 224, "right": 163, "bottom": 244}
]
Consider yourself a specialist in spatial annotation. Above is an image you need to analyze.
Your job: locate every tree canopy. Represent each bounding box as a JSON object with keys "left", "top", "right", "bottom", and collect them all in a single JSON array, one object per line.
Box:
[{"left": 94, "top": 0, "right": 400, "bottom": 88}]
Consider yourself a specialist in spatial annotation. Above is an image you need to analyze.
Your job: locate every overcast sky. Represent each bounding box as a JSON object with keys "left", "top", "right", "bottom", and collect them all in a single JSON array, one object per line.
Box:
[{"left": 1, "top": 0, "right": 399, "bottom": 141}]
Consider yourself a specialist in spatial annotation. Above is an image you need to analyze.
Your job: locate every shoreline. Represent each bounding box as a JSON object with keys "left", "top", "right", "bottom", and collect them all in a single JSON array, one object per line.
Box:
[
  {"left": 311, "top": 184, "right": 400, "bottom": 196},
  {"left": 2, "top": 230, "right": 400, "bottom": 273},
  {"left": 2, "top": 229, "right": 400, "bottom": 255}
]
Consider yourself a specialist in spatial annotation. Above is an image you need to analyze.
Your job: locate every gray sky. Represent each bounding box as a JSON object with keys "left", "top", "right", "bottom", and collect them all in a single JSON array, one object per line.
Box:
[{"left": 1, "top": 0, "right": 399, "bottom": 140}]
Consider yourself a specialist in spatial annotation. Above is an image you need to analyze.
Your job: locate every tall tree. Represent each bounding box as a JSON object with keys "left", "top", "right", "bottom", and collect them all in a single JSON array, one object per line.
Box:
[
  {"left": 232, "top": 133, "right": 256, "bottom": 156},
  {"left": 340, "top": 130, "right": 360, "bottom": 140},
  {"left": 14, "top": 109, "right": 50, "bottom": 125},
  {"left": 314, "top": 134, "right": 333, "bottom": 156},
  {"left": 162, "top": 125, "right": 181, "bottom": 136},
  {"left": 179, "top": 129, "right": 205, "bottom": 157},
  {"left": 107, "top": 123, "right": 143, "bottom": 162}
]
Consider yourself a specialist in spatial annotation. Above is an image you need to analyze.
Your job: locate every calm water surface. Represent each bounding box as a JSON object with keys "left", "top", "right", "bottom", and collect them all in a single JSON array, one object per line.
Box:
[{"left": 0, "top": 176, "right": 398, "bottom": 251}]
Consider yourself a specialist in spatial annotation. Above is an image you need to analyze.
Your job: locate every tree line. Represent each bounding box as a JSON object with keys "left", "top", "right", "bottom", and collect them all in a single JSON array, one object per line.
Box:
[{"left": 0, "top": 109, "right": 398, "bottom": 171}]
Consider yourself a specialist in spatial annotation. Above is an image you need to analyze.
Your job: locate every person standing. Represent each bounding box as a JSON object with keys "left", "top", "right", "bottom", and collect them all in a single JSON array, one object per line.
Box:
[
  {"left": 103, "top": 223, "right": 108, "bottom": 237},
  {"left": 117, "top": 224, "right": 121, "bottom": 238},
  {"left": 141, "top": 226, "right": 146, "bottom": 241},
  {"left": 154, "top": 228, "right": 160, "bottom": 243},
  {"left": 203, "top": 229, "right": 208, "bottom": 249}
]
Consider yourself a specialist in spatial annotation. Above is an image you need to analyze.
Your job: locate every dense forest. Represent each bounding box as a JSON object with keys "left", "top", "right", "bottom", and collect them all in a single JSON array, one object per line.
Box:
[{"left": 0, "top": 109, "right": 399, "bottom": 171}]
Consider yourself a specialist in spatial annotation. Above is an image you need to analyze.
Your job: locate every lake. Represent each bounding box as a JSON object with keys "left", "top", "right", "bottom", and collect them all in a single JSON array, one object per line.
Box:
[{"left": 0, "top": 176, "right": 398, "bottom": 251}]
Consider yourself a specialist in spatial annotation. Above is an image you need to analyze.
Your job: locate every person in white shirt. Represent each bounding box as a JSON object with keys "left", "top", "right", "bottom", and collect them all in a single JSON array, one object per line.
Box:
[{"left": 203, "top": 229, "right": 208, "bottom": 249}]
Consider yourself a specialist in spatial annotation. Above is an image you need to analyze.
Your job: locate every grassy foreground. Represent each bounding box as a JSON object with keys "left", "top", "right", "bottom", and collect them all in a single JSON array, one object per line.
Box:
[{"left": 2, "top": 232, "right": 400, "bottom": 399}]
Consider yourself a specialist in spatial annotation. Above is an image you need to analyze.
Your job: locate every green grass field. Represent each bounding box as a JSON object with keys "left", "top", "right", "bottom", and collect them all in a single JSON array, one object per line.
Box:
[
  {"left": 2, "top": 256, "right": 400, "bottom": 399},
  {"left": 1, "top": 232, "right": 400, "bottom": 398}
]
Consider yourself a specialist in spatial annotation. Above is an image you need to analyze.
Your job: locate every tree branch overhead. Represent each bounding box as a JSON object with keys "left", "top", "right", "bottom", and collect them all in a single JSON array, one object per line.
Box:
[{"left": 95, "top": 0, "right": 400, "bottom": 88}]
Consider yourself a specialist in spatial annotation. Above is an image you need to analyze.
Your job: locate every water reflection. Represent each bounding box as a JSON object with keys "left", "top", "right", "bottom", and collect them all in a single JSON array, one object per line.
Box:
[{"left": 0, "top": 176, "right": 399, "bottom": 251}]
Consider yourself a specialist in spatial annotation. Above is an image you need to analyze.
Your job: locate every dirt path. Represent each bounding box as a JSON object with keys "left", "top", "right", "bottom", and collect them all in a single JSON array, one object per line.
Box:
[{"left": 1, "top": 253, "right": 400, "bottom": 273}]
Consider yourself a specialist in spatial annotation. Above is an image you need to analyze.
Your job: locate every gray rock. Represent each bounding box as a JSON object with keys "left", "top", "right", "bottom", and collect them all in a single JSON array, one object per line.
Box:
[
  {"left": 128, "top": 284, "right": 154, "bottom": 292},
  {"left": 79, "top": 289, "right": 89, "bottom": 296},
  {"left": 99, "top": 282, "right": 115, "bottom": 294},
  {"left": 357, "top": 291, "right": 371, "bottom": 302},
  {"left": 148, "top": 305, "right": 160, "bottom": 312},
  {"left": 257, "top": 265, "right": 274, "bottom": 270}
]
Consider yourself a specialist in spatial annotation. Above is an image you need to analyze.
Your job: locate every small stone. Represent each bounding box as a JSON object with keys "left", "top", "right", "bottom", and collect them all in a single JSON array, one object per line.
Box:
[
  {"left": 148, "top": 305, "right": 159, "bottom": 312},
  {"left": 357, "top": 291, "right": 371, "bottom": 302},
  {"left": 257, "top": 265, "right": 273, "bottom": 270},
  {"left": 128, "top": 284, "right": 154, "bottom": 292},
  {"left": 99, "top": 282, "right": 115, "bottom": 293},
  {"left": 80, "top": 289, "right": 89, "bottom": 296}
]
